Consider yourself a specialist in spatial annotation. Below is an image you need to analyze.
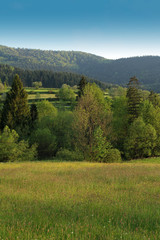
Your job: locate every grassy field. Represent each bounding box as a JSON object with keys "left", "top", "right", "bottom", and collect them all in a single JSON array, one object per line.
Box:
[
  {"left": 0, "top": 160, "right": 160, "bottom": 240},
  {"left": 27, "top": 93, "right": 56, "bottom": 100}
]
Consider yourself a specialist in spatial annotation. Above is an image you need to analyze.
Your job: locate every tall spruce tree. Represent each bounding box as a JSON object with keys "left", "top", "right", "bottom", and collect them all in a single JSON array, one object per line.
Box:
[
  {"left": 126, "top": 76, "right": 141, "bottom": 123},
  {"left": 0, "top": 74, "right": 31, "bottom": 134},
  {"left": 78, "top": 76, "right": 87, "bottom": 97}
]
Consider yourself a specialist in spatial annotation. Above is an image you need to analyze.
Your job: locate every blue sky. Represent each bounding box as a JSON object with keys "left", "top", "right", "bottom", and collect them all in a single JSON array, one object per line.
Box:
[{"left": 1, "top": 0, "right": 160, "bottom": 59}]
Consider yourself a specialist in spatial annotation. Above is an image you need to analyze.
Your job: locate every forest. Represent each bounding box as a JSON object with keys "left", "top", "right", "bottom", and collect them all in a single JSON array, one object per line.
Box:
[
  {"left": 0, "top": 63, "right": 108, "bottom": 89},
  {"left": 0, "top": 74, "right": 160, "bottom": 162},
  {"left": 1, "top": 45, "right": 160, "bottom": 91}
]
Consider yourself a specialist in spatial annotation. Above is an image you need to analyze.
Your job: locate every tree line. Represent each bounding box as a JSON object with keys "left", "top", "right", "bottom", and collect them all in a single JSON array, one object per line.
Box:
[
  {"left": 0, "top": 63, "right": 108, "bottom": 89},
  {"left": 0, "top": 74, "right": 160, "bottom": 162}
]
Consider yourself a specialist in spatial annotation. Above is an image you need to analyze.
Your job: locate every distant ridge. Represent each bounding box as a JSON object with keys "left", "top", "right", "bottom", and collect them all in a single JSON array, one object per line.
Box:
[{"left": 0, "top": 45, "right": 160, "bottom": 91}]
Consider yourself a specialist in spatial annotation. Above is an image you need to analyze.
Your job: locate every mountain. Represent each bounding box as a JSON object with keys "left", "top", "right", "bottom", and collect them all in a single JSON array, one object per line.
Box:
[{"left": 0, "top": 45, "right": 160, "bottom": 91}]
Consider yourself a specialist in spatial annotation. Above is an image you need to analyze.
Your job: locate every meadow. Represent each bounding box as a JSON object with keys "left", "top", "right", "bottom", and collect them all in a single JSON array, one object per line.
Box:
[{"left": 0, "top": 159, "right": 160, "bottom": 240}]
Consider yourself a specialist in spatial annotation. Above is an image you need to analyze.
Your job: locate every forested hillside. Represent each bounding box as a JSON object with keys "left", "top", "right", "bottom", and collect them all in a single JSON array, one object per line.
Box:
[
  {"left": 1, "top": 45, "right": 160, "bottom": 91},
  {"left": 0, "top": 45, "right": 110, "bottom": 73},
  {"left": 0, "top": 64, "right": 107, "bottom": 88}
]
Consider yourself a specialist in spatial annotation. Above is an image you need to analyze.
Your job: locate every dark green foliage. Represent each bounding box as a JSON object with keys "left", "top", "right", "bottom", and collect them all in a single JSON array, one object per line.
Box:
[
  {"left": 56, "top": 149, "right": 83, "bottom": 161},
  {"left": 0, "top": 63, "right": 107, "bottom": 89},
  {"left": 126, "top": 76, "right": 142, "bottom": 123},
  {"left": 30, "top": 104, "right": 38, "bottom": 128},
  {"left": 0, "top": 74, "right": 31, "bottom": 134},
  {"left": 78, "top": 76, "right": 87, "bottom": 97},
  {"left": 30, "top": 126, "right": 57, "bottom": 159}
]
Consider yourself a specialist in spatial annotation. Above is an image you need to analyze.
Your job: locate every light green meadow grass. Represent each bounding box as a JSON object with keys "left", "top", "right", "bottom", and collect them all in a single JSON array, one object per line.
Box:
[
  {"left": 0, "top": 161, "right": 160, "bottom": 240},
  {"left": 27, "top": 94, "right": 56, "bottom": 100},
  {"left": 25, "top": 88, "right": 58, "bottom": 92}
]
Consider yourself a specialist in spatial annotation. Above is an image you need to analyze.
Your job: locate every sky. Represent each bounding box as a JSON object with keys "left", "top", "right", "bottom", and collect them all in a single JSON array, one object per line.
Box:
[{"left": 1, "top": 0, "right": 160, "bottom": 59}]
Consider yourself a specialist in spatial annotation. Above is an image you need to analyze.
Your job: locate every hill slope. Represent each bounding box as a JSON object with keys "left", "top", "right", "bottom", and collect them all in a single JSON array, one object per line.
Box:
[
  {"left": 0, "top": 45, "right": 160, "bottom": 91},
  {"left": 0, "top": 44, "right": 111, "bottom": 74}
]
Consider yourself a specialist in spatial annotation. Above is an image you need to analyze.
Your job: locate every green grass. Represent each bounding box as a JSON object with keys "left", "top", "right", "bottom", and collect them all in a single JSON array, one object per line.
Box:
[
  {"left": 0, "top": 161, "right": 160, "bottom": 239},
  {"left": 129, "top": 157, "right": 160, "bottom": 164},
  {"left": 25, "top": 88, "right": 59, "bottom": 93},
  {"left": 27, "top": 93, "right": 56, "bottom": 100}
]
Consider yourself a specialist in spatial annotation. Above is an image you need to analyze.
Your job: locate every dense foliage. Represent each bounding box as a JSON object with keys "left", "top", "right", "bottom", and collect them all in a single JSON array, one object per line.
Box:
[
  {"left": 0, "top": 63, "right": 107, "bottom": 89},
  {"left": 1, "top": 74, "right": 160, "bottom": 162}
]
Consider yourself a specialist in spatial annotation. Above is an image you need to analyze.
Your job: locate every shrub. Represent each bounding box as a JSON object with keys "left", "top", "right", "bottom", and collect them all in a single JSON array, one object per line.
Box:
[
  {"left": 56, "top": 149, "right": 83, "bottom": 161},
  {"left": 103, "top": 148, "right": 122, "bottom": 163}
]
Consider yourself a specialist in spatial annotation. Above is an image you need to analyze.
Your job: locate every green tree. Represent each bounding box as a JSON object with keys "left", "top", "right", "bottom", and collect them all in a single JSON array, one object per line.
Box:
[
  {"left": 36, "top": 100, "right": 57, "bottom": 121},
  {"left": 112, "top": 95, "right": 129, "bottom": 154},
  {"left": 140, "top": 100, "right": 160, "bottom": 156},
  {"left": 30, "top": 104, "right": 38, "bottom": 129},
  {"left": 78, "top": 76, "right": 87, "bottom": 97},
  {"left": 0, "top": 74, "right": 31, "bottom": 134},
  {"left": 57, "top": 84, "right": 76, "bottom": 109},
  {"left": 53, "top": 111, "right": 74, "bottom": 151},
  {"left": 32, "top": 81, "right": 42, "bottom": 89},
  {"left": 126, "top": 76, "right": 141, "bottom": 123},
  {"left": 30, "top": 127, "right": 57, "bottom": 159},
  {"left": 108, "top": 86, "right": 127, "bottom": 98},
  {"left": 148, "top": 90, "right": 160, "bottom": 108},
  {"left": 0, "top": 126, "right": 37, "bottom": 162},
  {"left": 73, "top": 83, "right": 112, "bottom": 159},
  {"left": 124, "top": 117, "right": 157, "bottom": 159},
  {"left": 30, "top": 101, "right": 57, "bottom": 158}
]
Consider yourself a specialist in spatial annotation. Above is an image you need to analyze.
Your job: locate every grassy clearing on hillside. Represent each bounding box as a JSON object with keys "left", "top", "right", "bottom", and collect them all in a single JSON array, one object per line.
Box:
[
  {"left": 27, "top": 93, "right": 56, "bottom": 100},
  {"left": 0, "top": 161, "right": 160, "bottom": 240},
  {"left": 25, "top": 88, "right": 59, "bottom": 93}
]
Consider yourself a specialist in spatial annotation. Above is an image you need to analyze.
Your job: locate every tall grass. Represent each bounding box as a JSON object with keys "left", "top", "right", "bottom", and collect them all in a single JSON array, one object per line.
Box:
[{"left": 0, "top": 161, "right": 160, "bottom": 239}]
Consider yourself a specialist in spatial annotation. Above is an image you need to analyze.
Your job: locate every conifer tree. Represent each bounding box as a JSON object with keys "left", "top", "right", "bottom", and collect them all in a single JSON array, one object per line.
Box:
[
  {"left": 78, "top": 76, "right": 87, "bottom": 97},
  {"left": 126, "top": 76, "right": 141, "bottom": 123},
  {"left": 0, "top": 74, "right": 31, "bottom": 133},
  {"left": 30, "top": 104, "right": 38, "bottom": 129}
]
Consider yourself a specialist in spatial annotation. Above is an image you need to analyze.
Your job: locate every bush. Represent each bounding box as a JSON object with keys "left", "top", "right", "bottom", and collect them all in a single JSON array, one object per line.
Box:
[
  {"left": 103, "top": 148, "right": 122, "bottom": 163},
  {"left": 56, "top": 149, "right": 83, "bottom": 161}
]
